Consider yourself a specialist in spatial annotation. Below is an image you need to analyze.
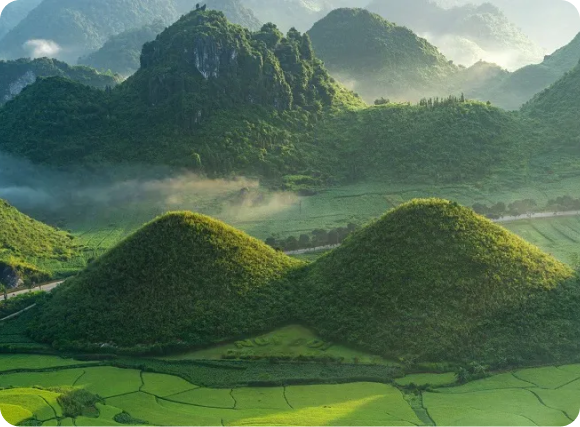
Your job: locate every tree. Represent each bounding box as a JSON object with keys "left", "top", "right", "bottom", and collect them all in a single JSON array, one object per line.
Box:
[
  {"left": 0, "top": 283, "right": 6, "bottom": 301},
  {"left": 265, "top": 237, "right": 277, "bottom": 247},
  {"left": 298, "top": 234, "right": 310, "bottom": 248}
]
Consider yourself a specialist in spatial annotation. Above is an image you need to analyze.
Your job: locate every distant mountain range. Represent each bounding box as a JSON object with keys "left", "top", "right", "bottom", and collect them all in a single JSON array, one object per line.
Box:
[
  {"left": 0, "top": 57, "right": 120, "bottom": 104},
  {"left": 367, "top": 0, "right": 544, "bottom": 70},
  {"left": 308, "top": 8, "right": 457, "bottom": 102},
  {"left": 0, "top": 0, "right": 42, "bottom": 39},
  {"left": 78, "top": 0, "right": 262, "bottom": 76},
  {"left": 0, "top": 0, "right": 179, "bottom": 63}
]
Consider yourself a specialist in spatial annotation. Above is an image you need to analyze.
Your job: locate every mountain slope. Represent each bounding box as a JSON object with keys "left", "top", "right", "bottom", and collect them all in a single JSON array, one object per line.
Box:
[
  {"left": 300, "top": 199, "right": 578, "bottom": 364},
  {"left": 0, "top": 0, "right": 178, "bottom": 62},
  {"left": 199, "top": 0, "right": 262, "bottom": 30},
  {"left": 78, "top": 21, "right": 167, "bottom": 76},
  {"left": 521, "top": 62, "right": 580, "bottom": 156},
  {"left": 0, "top": 0, "right": 42, "bottom": 39},
  {"left": 0, "top": 199, "right": 76, "bottom": 287},
  {"left": 468, "top": 32, "right": 580, "bottom": 110},
  {"left": 367, "top": 0, "right": 544, "bottom": 70},
  {"left": 0, "top": 57, "right": 120, "bottom": 104},
  {"left": 30, "top": 212, "right": 302, "bottom": 351},
  {"left": 308, "top": 8, "right": 458, "bottom": 102}
]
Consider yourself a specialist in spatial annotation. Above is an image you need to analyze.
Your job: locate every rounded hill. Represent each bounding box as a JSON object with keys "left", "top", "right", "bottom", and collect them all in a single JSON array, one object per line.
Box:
[
  {"left": 300, "top": 199, "right": 579, "bottom": 364},
  {"left": 30, "top": 212, "right": 302, "bottom": 351}
]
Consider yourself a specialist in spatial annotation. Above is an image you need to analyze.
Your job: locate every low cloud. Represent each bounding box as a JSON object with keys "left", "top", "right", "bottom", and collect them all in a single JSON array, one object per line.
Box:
[{"left": 23, "top": 39, "right": 61, "bottom": 58}]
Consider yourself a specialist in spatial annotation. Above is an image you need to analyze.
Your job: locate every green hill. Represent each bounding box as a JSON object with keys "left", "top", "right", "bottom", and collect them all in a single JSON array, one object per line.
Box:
[
  {"left": 0, "top": 0, "right": 178, "bottom": 62},
  {"left": 299, "top": 199, "right": 579, "bottom": 365},
  {"left": 0, "top": 58, "right": 120, "bottom": 104},
  {"left": 521, "top": 62, "right": 580, "bottom": 161},
  {"left": 467, "top": 32, "right": 580, "bottom": 110},
  {"left": 308, "top": 99, "right": 534, "bottom": 183},
  {"left": 0, "top": 199, "right": 76, "bottom": 287},
  {"left": 77, "top": 21, "right": 167, "bottom": 76},
  {"left": 367, "top": 0, "right": 544, "bottom": 71},
  {"left": 0, "top": 9, "right": 363, "bottom": 175},
  {"left": 0, "top": 0, "right": 42, "bottom": 39},
  {"left": 30, "top": 212, "right": 302, "bottom": 351},
  {"left": 308, "top": 8, "right": 458, "bottom": 102}
]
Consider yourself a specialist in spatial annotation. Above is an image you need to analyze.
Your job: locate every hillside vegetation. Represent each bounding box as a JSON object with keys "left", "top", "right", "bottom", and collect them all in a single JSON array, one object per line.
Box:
[
  {"left": 522, "top": 62, "right": 580, "bottom": 163},
  {"left": 0, "top": 199, "right": 76, "bottom": 286},
  {"left": 308, "top": 99, "right": 535, "bottom": 183},
  {"left": 308, "top": 8, "right": 457, "bottom": 102},
  {"left": 300, "top": 199, "right": 578, "bottom": 364},
  {"left": 0, "top": 58, "right": 120, "bottom": 104},
  {"left": 0, "top": 0, "right": 178, "bottom": 62},
  {"left": 0, "top": 9, "right": 364, "bottom": 178},
  {"left": 30, "top": 212, "right": 302, "bottom": 351}
]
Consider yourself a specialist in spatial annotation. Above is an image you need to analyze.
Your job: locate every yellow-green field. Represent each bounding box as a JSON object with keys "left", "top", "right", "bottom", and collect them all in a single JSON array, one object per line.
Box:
[{"left": 1, "top": 356, "right": 579, "bottom": 426}]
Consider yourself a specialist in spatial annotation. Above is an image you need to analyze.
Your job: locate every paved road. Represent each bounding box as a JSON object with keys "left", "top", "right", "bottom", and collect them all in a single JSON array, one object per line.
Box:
[{"left": 5, "top": 281, "right": 63, "bottom": 300}]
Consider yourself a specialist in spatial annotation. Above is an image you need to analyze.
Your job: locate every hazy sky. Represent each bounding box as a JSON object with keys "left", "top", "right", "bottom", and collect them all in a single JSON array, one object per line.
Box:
[{"left": 434, "top": 0, "right": 580, "bottom": 52}]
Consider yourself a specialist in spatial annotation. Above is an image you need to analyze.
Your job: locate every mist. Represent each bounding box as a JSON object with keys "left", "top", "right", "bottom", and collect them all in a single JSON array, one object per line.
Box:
[
  {"left": 22, "top": 39, "right": 61, "bottom": 58},
  {"left": 0, "top": 152, "right": 298, "bottom": 229}
]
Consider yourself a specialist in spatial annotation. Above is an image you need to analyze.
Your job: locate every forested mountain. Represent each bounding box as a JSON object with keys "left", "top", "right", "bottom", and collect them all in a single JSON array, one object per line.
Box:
[
  {"left": 308, "top": 8, "right": 457, "bottom": 102},
  {"left": 300, "top": 199, "right": 578, "bottom": 364},
  {"left": 0, "top": 57, "right": 120, "bottom": 104},
  {"left": 0, "top": 0, "right": 42, "bottom": 39},
  {"left": 0, "top": 9, "right": 363, "bottom": 175},
  {"left": 467, "top": 32, "right": 580, "bottom": 110},
  {"left": 0, "top": 0, "right": 179, "bottom": 63},
  {"left": 78, "top": 1, "right": 262, "bottom": 76},
  {"left": 367, "top": 0, "right": 544, "bottom": 70},
  {"left": 77, "top": 21, "right": 167, "bottom": 76},
  {"left": 0, "top": 199, "right": 76, "bottom": 287}
]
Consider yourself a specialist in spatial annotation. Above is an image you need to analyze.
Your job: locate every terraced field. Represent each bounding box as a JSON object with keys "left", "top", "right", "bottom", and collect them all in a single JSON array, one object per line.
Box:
[{"left": 1, "top": 356, "right": 578, "bottom": 426}]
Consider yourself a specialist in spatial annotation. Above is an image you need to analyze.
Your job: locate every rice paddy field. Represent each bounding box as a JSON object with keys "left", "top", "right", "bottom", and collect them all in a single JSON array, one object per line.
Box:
[{"left": 0, "top": 353, "right": 578, "bottom": 426}]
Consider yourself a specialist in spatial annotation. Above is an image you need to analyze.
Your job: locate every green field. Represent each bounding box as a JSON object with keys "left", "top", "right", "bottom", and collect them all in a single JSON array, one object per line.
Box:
[{"left": 1, "top": 355, "right": 579, "bottom": 426}]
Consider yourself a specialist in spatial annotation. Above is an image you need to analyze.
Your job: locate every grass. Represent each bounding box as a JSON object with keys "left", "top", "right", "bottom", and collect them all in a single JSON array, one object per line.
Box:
[
  {"left": 0, "top": 403, "right": 33, "bottom": 425},
  {"left": 0, "top": 369, "right": 86, "bottom": 389},
  {"left": 423, "top": 388, "right": 571, "bottom": 426},
  {"left": 161, "top": 324, "right": 395, "bottom": 365},
  {"left": 140, "top": 372, "right": 197, "bottom": 397},
  {"left": 0, "top": 388, "right": 60, "bottom": 421},
  {"left": 76, "top": 367, "right": 142, "bottom": 398}
]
